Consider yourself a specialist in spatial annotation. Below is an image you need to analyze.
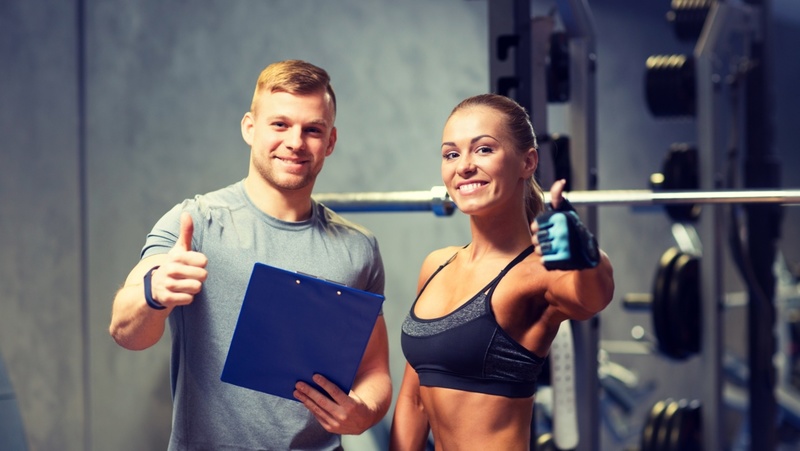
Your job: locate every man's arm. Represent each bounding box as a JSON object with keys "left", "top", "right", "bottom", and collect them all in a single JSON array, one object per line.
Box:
[
  {"left": 349, "top": 315, "right": 393, "bottom": 426},
  {"left": 293, "top": 316, "right": 392, "bottom": 435},
  {"left": 109, "top": 212, "right": 208, "bottom": 350},
  {"left": 110, "top": 254, "right": 173, "bottom": 350}
]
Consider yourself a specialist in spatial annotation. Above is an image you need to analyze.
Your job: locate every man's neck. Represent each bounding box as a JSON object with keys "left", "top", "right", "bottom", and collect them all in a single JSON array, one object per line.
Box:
[{"left": 243, "top": 176, "right": 314, "bottom": 222}]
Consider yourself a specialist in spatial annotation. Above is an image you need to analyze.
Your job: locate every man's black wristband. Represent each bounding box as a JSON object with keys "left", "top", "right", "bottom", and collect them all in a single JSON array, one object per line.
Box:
[{"left": 143, "top": 265, "right": 167, "bottom": 310}]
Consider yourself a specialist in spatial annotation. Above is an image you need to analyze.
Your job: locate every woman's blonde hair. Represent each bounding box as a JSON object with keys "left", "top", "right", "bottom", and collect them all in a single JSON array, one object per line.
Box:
[{"left": 449, "top": 93, "right": 545, "bottom": 221}]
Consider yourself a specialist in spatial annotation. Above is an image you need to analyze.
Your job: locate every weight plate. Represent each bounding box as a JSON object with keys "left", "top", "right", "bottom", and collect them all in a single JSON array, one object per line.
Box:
[
  {"left": 655, "top": 400, "right": 680, "bottom": 451},
  {"left": 641, "top": 398, "right": 670, "bottom": 451},
  {"left": 661, "top": 144, "right": 701, "bottom": 222},
  {"left": 653, "top": 248, "right": 682, "bottom": 358},
  {"left": 666, "top": 399, "right": 688, "bottom": 451},
  {"left": 674, "top": 399, "right": 702, "bottom": 451},
  {"left": 668, "top": 253, "right": 701, "bottom": 358}
]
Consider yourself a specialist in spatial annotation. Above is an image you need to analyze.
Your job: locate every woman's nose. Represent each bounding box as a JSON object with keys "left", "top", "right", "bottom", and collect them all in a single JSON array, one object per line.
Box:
[{"left": 457, "top": 154, "right": 476, "bottom": 175}]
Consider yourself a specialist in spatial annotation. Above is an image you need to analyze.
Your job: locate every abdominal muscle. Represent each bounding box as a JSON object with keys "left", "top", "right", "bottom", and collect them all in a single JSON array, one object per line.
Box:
[{"left": 421, "top": 385, "right": 534, "bottom": 450}]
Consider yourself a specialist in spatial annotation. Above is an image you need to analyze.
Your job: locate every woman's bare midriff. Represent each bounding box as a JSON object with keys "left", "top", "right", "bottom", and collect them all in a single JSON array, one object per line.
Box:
[{"left": 421, "top": 386, "right": 535, "bottom": 451}]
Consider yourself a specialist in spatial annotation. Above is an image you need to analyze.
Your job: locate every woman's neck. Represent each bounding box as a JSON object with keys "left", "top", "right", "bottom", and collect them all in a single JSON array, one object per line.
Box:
[{"left": 466, "top": 210, "right": 533, "bottom": 261}]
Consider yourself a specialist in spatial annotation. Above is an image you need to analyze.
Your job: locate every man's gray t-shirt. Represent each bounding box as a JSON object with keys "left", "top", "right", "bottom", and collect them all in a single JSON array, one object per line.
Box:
[{"left": 141, "top": 180, "right": 385, "bottom": 451}]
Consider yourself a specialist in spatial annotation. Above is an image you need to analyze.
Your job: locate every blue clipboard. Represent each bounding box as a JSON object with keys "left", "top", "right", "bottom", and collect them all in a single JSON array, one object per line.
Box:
[{"left": 220, "top": 263, "right": 385, "bottom": 401}]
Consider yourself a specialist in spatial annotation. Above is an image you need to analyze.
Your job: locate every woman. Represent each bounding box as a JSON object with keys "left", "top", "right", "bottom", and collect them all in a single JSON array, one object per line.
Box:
[{"left": 389, "top": 94, "right": 614, "bottom": 450}]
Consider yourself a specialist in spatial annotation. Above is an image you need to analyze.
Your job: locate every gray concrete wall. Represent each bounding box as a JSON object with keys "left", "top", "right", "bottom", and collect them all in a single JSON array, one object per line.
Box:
[
  {"left": 1, "top": 1, "right": 799, "bottom": 450},
  {"left": 0, "top": 0, "right": 85, "bottom": 449}
]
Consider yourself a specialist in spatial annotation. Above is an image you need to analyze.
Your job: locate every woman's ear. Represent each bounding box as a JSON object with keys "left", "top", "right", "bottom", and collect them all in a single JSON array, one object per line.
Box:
[{"left": 523, "top": 147, "right": 538, "bottom": 177}]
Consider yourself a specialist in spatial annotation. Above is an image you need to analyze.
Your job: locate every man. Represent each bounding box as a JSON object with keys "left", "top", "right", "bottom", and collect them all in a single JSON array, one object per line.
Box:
[{"left": 110, "top": 60, "right": 391, "bottom": 450}]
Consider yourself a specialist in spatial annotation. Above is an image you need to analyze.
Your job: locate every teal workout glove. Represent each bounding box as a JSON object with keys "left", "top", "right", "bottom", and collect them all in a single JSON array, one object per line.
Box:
[{"left": 536, "top": 199, "right": 600, "bottom": 270}]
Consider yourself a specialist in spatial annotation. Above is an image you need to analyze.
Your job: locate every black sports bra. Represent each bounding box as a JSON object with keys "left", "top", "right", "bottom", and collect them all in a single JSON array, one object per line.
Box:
[{"left": 401, "top": 245, "right": 544, "bottom": 398}]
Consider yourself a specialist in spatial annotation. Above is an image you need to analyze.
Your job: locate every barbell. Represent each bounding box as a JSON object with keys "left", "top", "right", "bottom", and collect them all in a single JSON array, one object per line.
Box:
[{"left": 313, "top": 188, "right": 800, "bottom": 215}]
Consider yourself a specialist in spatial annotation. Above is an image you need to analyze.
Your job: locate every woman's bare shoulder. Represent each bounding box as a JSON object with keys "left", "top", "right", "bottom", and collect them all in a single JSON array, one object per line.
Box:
[
  {"left": 416, "top": 245, "right": 464, "bottom": 284},
  {"left": 424, "top": 245, "right": 463, "bottom": 263}
]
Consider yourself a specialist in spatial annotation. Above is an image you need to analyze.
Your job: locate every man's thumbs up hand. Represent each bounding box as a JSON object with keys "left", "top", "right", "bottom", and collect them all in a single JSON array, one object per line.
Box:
[
  {"left": 174, "top": 211, "right": 195, "bottom": 253},
  {"left": 151, "top": 212, "right": 209, "bottom": 308}
]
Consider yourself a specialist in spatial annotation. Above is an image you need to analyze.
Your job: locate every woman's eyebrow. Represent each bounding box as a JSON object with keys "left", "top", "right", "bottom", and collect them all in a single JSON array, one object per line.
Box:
[{"left": 441, "top": 134, "right": 498, "bottom": 148}]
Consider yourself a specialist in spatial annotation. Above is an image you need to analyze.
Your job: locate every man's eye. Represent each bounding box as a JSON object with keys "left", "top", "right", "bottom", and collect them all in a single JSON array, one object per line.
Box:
[{"left": 272, "top": 122, "right": 287, "bottom": 128}]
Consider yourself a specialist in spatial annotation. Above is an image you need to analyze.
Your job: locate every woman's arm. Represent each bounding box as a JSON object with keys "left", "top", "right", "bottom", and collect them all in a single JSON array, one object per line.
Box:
[
  {"left": 545, "top": 251, "right": 615, "bottom": 321},
  {"left": 533, "top": 180, "right": 615, "bottom": 320},
  {"left": 389, "top": 363, "right": 430, "bottom": 451}
]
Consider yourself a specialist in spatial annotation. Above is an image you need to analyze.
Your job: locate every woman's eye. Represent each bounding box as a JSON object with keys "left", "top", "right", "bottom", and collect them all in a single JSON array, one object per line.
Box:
[
  {"left": 443, "top": 151, "right": 459, "bottom": 160},
  {"left": 477, "top": 146, "right": 493, "bottom": 154}
]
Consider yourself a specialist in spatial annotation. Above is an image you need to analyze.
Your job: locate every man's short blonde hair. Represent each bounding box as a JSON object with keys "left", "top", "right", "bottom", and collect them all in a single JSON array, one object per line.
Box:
[{"left": 250, "top": 60, "right": 337, "bottom": 117}]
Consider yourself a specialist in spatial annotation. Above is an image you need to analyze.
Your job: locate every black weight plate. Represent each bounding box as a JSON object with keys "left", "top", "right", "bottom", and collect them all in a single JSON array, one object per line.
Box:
[
  {"left": 667, "top": 253, "right": 701, "bottom": 358},
  {"left": 655, "top": 400, "right": 680, "bottom": 451},
  {"left": 679, "top": 254, "right": 701, "bottom": 353},
  {"left": 661, "top": 144, "right": 701, "bottom": 222},
  {"left": 642, "top": 399, "right": 669, "bottom": 451},
  {"left": 673, "top": 399, "right": 702, "bottom": 451},
  {"left": 653, "top": 248, "right": 682, "bottom": 358},
  {"left": 665, "top": 399, "right": 688, "bottom": 451}
]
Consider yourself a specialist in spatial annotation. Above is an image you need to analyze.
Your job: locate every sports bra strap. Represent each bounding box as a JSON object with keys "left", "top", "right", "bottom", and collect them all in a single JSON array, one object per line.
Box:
[
  {"left": 483, "top": 244, "right": 535, "bottom": 296},
  {"left": 500, "top": 245, "right": 536, "bottom": 275},
  {"left": 415, "top": 246, "right": 464, "bottom": 298},
  {"left": 416, "top": 244, "right": 535, "bottom": 300}
]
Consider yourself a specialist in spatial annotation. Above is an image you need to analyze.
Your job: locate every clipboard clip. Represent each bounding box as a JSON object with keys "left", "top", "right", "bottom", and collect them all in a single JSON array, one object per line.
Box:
[{"left": 294, "top": 271, "right": 349, "bottom": 287}]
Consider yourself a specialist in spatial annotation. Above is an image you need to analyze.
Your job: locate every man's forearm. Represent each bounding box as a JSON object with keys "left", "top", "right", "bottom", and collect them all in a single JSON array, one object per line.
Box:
[
  {"left": 351, "top": 369, "right": 393, "bottom": 428},
  {"left": 110, "top": 283, "right": 170, "bottom": 350},
  {"left": 109, "top": 257, "right": 171, "bottom": 350}
]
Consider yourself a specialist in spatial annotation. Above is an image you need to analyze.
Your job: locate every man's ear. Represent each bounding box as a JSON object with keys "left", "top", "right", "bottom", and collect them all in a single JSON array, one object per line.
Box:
[
  {"left": 325, "top": 127, "right": 337, "bottom": 157},
  {"left": 241, "top": 111, "right": 255, "bottom": 146}
]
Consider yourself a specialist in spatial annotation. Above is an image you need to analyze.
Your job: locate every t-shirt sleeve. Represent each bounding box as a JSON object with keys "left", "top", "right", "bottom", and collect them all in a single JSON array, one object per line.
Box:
[
  {"left": 366, "top": 237, "right": 387, "bottom": 302},
  {"left": 140, "top": 203, "right": 186, "bottom": 260}
]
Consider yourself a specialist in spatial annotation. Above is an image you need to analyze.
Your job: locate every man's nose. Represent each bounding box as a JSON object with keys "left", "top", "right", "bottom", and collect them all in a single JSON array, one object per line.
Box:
[{"left": 284, "top": 127, "right": 304, "bottom": 151}]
